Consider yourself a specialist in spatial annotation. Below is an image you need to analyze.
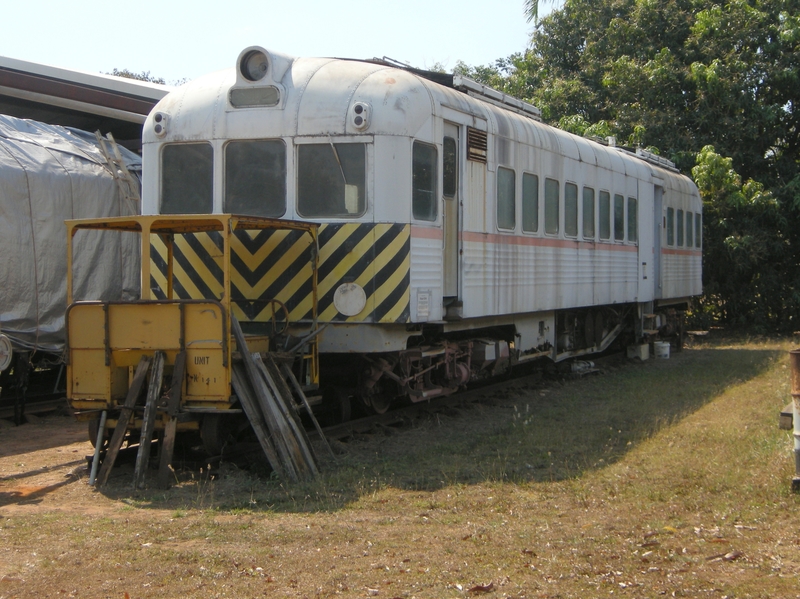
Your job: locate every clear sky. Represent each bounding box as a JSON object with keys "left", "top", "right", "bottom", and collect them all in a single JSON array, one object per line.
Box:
[{"left": 0, "top": 0, "right": 561, "bottom": 84}]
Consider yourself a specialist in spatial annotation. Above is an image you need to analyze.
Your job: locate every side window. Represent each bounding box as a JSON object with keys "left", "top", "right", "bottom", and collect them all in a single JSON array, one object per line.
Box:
[
  {"left": 685, "top": 211, "right": 693, "bottom": 247},
  {"left": 613, "top": 194, "right": 625, "bottom": 241},
  {"left": 161, "top": 143, "right": 214, "bottom": 214},
  {"left": 627, "top": 197, "right": 637, "bottom": 243},
  {"left": 695, "top": 213, "right": 702, "bottom": 247},
  {"left": 583, "top": 187, "right": 595, "bottom": 239},
  {"left": 522, "top": 173, "right": 539, "bottom": 233},
  {"left": 497, "top": 167, "right": 516, "bottom": 230},
  {"left": 298, "top": 143, "right": 366, "bottom": 217},
  {"left": 545, "top": 178, "right": 559, "bottom": 235},
  {"left": 443, "top": 137, "right": 457, "bottom": 198},
  {"left": 224, "top": 140, "right": 286, "bottom": 217},
  {"left": 677, "top": 209, "right": 684, "bottom": 246},
  {"left": 667, "top": 207, "right": 674, "bottom": 246},
  {"left": 564, "top": 183, "right": 578, "bottom": 237},
  {"left": 599, "top": 191, "right": 611, "bottom": 240},
  {"left": 412, "top": 142, "right": 437, "bottom": 221}
]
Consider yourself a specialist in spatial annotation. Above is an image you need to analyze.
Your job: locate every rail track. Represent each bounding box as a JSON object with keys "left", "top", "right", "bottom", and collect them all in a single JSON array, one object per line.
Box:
[
  {"left": 0, "top": 394, "right": 67, "bottom": 421},
  {"left": 313, "top": 354, "right": 619, "bottom": 444},
  {"left": 0, "top": 364, "right": 67, "bottom": 422}
]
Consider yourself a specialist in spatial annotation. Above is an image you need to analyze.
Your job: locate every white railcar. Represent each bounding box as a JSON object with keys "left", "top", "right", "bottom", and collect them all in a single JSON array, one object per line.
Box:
[{"left": 141, "top": 47, "right": 702, "bottom": 412}]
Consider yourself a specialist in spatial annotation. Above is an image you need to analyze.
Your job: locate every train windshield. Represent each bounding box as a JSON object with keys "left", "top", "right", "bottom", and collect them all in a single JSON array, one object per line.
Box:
[
  {"left": 297, "top": 143, "right": 366, "bottom": 217},
  {"left": 161, "top": 143, "right": 214, "bottom": 214},
  {"left": 224, "top": 140, "right": 286, "bottom": 217}
]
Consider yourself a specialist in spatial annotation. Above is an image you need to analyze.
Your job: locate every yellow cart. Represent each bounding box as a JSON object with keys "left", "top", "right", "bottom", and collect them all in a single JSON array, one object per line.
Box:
[{"left": 65, "top": 214, "right": 321, "bottom": 485}]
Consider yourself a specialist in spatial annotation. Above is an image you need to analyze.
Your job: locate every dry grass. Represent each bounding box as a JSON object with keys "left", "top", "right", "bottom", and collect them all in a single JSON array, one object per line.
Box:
[{"left": 1, "top": 334, "right": 799, "bottom": 598}]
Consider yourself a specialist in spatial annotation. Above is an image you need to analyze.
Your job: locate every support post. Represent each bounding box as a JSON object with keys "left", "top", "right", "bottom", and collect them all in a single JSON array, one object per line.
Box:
[
  {"left": 96, "top": 356, "right": 151, "bottom": 487},
  {"left": 134, "top": 351, "right": 165, "bottom": 489},
  {"left": 788, "top": 350, "right": 800, "bottom": 492},
  {"left": 158, "top": 351, "right": 186, "bottom": 489},
  {"left": 88, "top": 410, "right": 108, "bottom": 486}
]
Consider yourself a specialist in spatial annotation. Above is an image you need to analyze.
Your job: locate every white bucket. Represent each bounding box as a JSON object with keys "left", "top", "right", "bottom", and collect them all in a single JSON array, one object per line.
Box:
[{"left": 654, "top": 341, "right": 670, "bottom": 359}]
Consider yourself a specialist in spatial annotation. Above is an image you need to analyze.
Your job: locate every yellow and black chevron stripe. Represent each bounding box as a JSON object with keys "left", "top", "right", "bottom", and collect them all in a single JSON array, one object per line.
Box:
[{"left": 150, "top": 223, "right": 410, "bottom": 324}]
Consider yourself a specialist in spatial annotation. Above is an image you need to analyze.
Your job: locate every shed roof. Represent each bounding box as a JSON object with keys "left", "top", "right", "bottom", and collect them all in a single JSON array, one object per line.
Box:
[{"left": 0, "top": 55, "right": 171, "bottom": 150}]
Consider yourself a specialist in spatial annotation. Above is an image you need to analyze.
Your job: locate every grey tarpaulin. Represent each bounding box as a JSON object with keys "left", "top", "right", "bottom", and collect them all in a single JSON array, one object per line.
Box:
[{"left": 0, "top": 114, "right": 141, "bottom": 355}]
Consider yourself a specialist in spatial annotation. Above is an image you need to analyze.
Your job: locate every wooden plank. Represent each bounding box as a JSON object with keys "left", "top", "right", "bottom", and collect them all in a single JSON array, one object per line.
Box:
[
  {"left": 255, "top": 354, "right": 318, "bottom": 476},
  {"left": 166, "top": 351, "right": 186, "bottom": 416},
  {"left": 134, "top": 351, "right": 165, "bottom": 489},
  {"left": 251, "top": 353, "right": 309, "bottom": 479},
  {"left": 231, "top": 363, "right": 285, "bottom": 478},
  {"left": 231, "top": 315, "right": 299, "bottom": 481},
  {"left": 158, "top": 351, "right": 186, "bottom": 489},
  {"left": 281, "top": 362, "right": 336, "bottom": 460},
  {"left": 96, "top": 356, "right": 151, "bottom": 487}
]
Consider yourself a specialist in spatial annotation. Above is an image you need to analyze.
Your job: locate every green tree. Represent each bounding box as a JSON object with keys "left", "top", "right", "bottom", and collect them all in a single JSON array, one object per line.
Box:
[
  {"left": 491, "top": 0, "right": 799, "bottom": 180},
  {"left": 692, "top": 146, "right": 789, "bottom": 329},
  {"left": 524, "top": 0, "right": 557, "bottom": 22}
]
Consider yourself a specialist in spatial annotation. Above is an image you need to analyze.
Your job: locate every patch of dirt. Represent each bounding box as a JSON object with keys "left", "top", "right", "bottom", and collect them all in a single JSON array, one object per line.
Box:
[{"left": 0, "top": 414, "right": 104, "bottom": 516}]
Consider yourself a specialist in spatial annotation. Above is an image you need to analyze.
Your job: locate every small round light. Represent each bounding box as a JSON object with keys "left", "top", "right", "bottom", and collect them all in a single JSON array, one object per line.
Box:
[
  {"left": 354, "top": 116, "right": 363, "bottom": 126},
  {"left": 354, "top": 104, "right": 363, "bottom": 115},
  {"left": 154, "top": 113, "right": 163, "bottom": 123},
  {"left": 154, "top": 124, "right": 163, "bottom": 134},
  {"left": 240, "top": 50, "right": 269, "bottom": 82}
]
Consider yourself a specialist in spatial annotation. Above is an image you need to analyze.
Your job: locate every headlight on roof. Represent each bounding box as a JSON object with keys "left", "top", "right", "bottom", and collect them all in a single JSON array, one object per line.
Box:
[{"left": 240, "top": 50, "right": 269, "bottom": 82}]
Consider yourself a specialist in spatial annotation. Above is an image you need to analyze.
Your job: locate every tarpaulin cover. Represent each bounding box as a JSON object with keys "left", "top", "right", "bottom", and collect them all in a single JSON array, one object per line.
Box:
[{"left": 0, "top": 114, "right": 141, "bottom": 355}]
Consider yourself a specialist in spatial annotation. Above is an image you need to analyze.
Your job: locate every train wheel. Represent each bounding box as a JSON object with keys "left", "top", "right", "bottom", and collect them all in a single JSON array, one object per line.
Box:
[
  {"left": 331, "top": 387, "right": 353, "bottom": 423},
  {"left": 200, "top": 413, "right": 253, "bottom": 456},
  {"left": 368, "top": 393, "right": 392, "bottom": 415}
]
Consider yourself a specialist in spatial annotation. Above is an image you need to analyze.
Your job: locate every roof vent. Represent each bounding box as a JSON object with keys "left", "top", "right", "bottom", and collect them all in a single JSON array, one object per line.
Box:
[{"left": 467, "top": 127, "right": 488, "bottom": 163}]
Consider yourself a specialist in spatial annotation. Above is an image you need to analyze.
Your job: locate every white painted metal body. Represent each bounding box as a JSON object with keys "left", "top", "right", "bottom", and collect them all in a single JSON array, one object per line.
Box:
[{"left": 141, "top": 48, "right": 701, "bottom": 357}]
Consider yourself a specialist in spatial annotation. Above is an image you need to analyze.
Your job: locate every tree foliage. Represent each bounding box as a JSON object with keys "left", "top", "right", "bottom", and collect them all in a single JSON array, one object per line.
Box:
[
  {"left": 108, "top": 68, "right": 166, "bottom": 85},
  {"left": 465, "top": 0, "right": 800, "bottom": 331},
  {"left": 692, "top": 146, "right": 789, "bottom": 328},
  {"left": 523, "top": 0, "right": 558, "bottom": 22}
]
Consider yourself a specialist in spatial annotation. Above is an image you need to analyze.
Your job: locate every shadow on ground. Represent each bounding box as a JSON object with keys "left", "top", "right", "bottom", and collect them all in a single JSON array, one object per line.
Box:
[{"left": 103, "top": 345, "right": 782, "bottom": 513}]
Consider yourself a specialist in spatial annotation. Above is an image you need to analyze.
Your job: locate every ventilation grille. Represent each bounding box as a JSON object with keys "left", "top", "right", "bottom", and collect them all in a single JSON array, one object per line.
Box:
[{"left": 467, "top": 127, "right": 488, "bottom": 163}]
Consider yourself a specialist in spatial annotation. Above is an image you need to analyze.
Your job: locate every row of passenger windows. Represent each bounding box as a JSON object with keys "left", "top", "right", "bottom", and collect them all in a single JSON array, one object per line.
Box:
[
  {"left": 161, "top": 141, "right": 367, "bottom": 218},
  {"left": 667, "top": 207, "right": 702, "bottom": 248},
  {"left": 412, "top": 141, "right": 638, "bottom": 242},
  {"left": 498, "top": 168, "right": 638, "bottom": 242}
]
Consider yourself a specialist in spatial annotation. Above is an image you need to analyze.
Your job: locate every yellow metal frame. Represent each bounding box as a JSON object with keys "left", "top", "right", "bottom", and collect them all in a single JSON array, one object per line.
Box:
[{"left": 66, "top": 214, "right": 319, "bottom": 413}]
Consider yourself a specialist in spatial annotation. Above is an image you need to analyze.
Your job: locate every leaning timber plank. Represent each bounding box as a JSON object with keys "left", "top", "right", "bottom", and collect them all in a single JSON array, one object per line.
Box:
[
  {"left": 251, "top": 353, "right": 314, "bottom": 478},
  {"left": 96, "top": 356, "right": 151, "bottom": 487},
  {"left": 231, "top": 363, "right": 285, "bottom": 478},
  {"left": 280, "top": 362, "right": 335, "bottom": 460},
  {"left": 249, "top": 359, "right": 300, "bottom": 481},
  {"left": 256, "top": 354, "right": 318, "bottom": 475},
  {"left": 134, "top": 351, "right": 165, "bottom": 489},
  {"left": 158, "top": 351, "right": 187, "bottom": 489},
  {"left": 231, "top": 316, "right": 299, "bottom": 481}
]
